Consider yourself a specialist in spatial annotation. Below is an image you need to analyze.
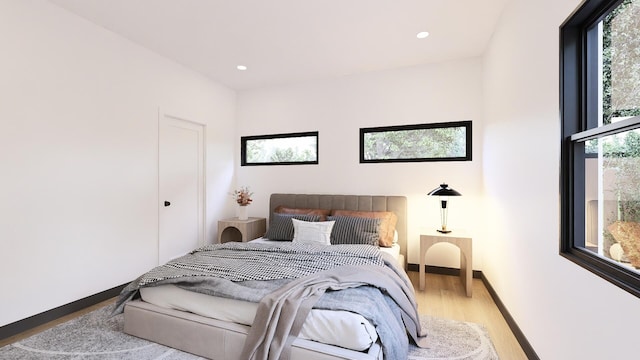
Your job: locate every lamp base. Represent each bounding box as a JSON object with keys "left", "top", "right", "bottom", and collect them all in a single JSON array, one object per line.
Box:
[{"left": 437, "top": 229, "right": 452, "bottom": 234}]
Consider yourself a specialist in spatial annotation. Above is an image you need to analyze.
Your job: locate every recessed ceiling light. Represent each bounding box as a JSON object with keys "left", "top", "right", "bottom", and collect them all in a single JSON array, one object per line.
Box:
[
  {"left": 236, "top": 65, "right": 247, "bottom": 71},
  {"left": 416, "top": 31, "right": 430, "bottom": 39}
]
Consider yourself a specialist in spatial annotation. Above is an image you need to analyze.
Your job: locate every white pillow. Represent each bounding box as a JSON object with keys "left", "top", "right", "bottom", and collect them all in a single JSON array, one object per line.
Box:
[{"left": 292, "top": 218, "right": 335, "bottom": 245}]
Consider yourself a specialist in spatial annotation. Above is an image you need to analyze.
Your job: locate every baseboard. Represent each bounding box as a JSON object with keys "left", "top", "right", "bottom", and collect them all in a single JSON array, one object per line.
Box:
[
  {"left": 0, "top": 283, "right": 127, "bottom": 342},
  {"left": 409, "top": 263, "right": 539, "bottom": 360},
  {"left": 479, "top": 272, "right": 540, "bottom": 360},
  {"left": 407, "top": 263, "right": 483, "bottom": 278}
]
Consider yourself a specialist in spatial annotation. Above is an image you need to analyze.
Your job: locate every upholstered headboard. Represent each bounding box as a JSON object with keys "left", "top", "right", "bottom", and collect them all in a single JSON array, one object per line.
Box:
[{"left": 269, "top": 193, "right": 407, "bottom": 263}]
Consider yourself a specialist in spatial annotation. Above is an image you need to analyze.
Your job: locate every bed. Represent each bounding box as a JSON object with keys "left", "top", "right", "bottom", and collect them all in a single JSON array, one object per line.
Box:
[{"left": 118, "top": 194, "right": 423, "bottom": 359}]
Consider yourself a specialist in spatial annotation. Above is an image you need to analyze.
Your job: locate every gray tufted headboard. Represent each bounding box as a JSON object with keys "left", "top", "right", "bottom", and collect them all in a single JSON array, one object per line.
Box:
[{"left": 269, "top": 193, "right": 407, "bottom": 263}]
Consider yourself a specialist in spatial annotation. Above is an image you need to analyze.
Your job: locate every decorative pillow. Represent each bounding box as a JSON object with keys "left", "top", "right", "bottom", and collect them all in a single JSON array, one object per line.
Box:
[
  {"left": 292, "top": 218, "right": 335, "bottom": 245},
  {"left": 275, "top": 206, "right": 332, "bottom": 221},
  {"left": 330, "top": 210, "right": 397, "bottom": 247},
  {"left": 264, "top": 214, "right": 321, "bottom": 241},
  {"left": 327, "top": 216, "right": 381, "bottom": 246}
]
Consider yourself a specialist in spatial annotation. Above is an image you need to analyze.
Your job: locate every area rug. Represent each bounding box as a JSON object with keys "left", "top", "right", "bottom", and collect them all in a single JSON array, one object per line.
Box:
[{"left": 0, "top": 305, "right": 499, "bottom": 360}]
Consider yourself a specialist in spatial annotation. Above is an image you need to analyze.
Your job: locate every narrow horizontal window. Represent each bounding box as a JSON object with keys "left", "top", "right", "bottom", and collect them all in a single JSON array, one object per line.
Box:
[
  {"left": 241, "top": 131, "right": 318, "bottom": 166},
  {"left": 359, "top": 121, "right": 472, "bottom": 163}
]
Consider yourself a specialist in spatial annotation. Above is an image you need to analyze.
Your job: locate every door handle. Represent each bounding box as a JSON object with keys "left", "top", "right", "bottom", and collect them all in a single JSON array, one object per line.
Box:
[{"left": 164, "top": 201, "right": 171, "bottom": 207}]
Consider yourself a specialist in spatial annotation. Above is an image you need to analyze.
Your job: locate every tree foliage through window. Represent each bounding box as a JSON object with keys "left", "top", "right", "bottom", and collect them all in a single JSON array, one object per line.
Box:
[
  {"left": 603, "top": 0, "right": 640, "bottom": 123},
  {"left": 241, "top": 132, "right": 318, "bottom": 166},
  {"left": 360, "top": 121, "right": 471, "bottom": 163}
]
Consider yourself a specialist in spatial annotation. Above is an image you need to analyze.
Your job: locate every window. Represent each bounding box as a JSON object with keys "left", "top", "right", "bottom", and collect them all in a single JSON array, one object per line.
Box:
[
  {"left": 241, "top": 131, "right": 318, "bottom": 166},
  {"left": 359, "top": 121, "right": 472, "bottom": 163},
  {"left": 560, "top": 0, "right": 640, "bottom": 296}
]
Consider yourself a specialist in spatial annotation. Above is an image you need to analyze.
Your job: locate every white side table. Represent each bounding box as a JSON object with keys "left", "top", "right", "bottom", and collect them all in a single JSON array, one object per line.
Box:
[
  {"left": 217, "top": 217, "right": 266, "bottom": 243},
  {"left": 419, "top": 229, "right": 473, "bottom": 297}
]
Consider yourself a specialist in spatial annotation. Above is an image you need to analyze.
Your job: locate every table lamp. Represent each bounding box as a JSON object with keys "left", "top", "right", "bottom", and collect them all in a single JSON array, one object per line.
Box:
[{"left": 428, "top": 183, "right": 461, "bottom": 233}]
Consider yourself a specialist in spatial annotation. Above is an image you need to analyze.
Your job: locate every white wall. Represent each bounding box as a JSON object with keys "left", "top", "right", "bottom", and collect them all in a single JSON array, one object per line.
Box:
[
  {"left": 0, "top": 0, "right": 236, "bottom": 327},
  {"left": 483, "top": 0, "right": 640, "bottom": 358},
  {"left": 236, "top": 59, "right": 485, "bottom": 268}
]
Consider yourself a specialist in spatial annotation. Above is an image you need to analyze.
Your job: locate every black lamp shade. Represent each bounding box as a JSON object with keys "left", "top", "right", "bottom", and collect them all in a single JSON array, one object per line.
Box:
[{"left": 428, "top": 183, "right": 461, "bottom": 197}]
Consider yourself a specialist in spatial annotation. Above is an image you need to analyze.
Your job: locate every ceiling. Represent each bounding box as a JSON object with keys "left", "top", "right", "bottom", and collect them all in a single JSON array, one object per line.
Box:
[{"left": 48, "top": 0, "right": 509, "bottom": 91}]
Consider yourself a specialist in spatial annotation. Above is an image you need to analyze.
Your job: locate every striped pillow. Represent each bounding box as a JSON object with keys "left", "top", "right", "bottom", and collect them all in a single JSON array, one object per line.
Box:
[
  {"left": 264, "top": 213, "right": 321, "bottom": 241},
  {"left": 327, "top": 216, "right": 381, "bottom": 246}
]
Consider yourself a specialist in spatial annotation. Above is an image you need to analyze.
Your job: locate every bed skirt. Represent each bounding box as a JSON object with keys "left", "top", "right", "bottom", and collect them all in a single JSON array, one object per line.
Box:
[{"left": 123, "top": 300, "right": 383, "bottom": 360}]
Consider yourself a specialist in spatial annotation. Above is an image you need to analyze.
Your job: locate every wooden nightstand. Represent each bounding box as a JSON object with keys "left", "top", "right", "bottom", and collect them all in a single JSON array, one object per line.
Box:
[
  {"left": 217, "top": 217, "right": 266, "bottom": 243},
  {"left": 419, "top": 229, "right": 473, "bottom": 297}
]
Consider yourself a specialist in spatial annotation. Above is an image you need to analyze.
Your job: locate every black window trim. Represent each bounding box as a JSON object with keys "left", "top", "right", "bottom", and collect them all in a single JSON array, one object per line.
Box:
[
  {"left": 240, "top": 131, "right": 319, "bottom": 166},
  {"left": 359, "top": 120, "right": 472, "bottom": 164},
  {"left": 560, "top": 0, "right": 640, "bottom": 297}
]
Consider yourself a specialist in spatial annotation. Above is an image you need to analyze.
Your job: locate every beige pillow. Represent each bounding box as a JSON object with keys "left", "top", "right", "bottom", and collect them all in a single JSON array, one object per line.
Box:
[{"left": 275, "top": 206, "right": 331, "bottom": 221}]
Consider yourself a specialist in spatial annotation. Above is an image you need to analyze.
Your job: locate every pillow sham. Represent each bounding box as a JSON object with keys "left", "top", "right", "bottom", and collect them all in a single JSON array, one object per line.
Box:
[
  {"left": 264, "top": 213, "right": 321, "bottom": 241},
  {"left": 330, "top": 210, "right": 397, "bottom": 247},
  {"left": 327, "top": 215, "right": 381, "bottom": 246},
  {"left": 292, "top": 218, "right": 335, "bottom": 245},
  {"left": 275, "top": 206, "right": 332, "bottom": 221}
]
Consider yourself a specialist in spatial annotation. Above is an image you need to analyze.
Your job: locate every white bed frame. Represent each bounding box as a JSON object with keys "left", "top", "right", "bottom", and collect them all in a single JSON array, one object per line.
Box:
[{"left": 123, "top": 194, "right": 407, "bottom": 360}]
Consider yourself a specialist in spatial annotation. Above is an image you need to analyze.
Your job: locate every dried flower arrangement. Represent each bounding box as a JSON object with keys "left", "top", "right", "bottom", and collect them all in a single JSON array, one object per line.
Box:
[{"left": 231, "top": 186, "right": 253, "bottom": 206}]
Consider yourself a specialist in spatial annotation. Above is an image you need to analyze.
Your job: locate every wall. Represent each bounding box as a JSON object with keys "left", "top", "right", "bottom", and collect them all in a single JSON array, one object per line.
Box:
[
  {"left": 482, "top": 0, "right": 640, "bottom": 358},
  {"left": 7, "top": 1, "right": 637, "bottom": 356},
  {"left": 236, "top": 59, "right": 485, "bottom": 268},
  {"left": 0, "top": 0, "right": 236, "bottom": 327}
]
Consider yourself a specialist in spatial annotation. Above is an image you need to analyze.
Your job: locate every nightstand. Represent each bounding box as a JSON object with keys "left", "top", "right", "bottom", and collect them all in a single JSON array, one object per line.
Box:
[
  {"left": 217, "top": 217, "right": 266, "bottom": 243},
  {"left": 419, "top": 229, "right": 473, "bottom": 297}
]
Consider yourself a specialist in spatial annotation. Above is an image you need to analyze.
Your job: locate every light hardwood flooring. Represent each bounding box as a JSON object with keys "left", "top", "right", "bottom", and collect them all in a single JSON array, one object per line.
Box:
[
  {"left": 408, "top": 270, "right": 528, "bottom": 359},
  {"left": 2, "top": 272, "right": 528, "bottom": 359}
]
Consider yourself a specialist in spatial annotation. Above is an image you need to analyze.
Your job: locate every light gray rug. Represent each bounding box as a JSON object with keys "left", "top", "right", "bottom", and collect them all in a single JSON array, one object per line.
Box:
[{"left": 0, "top": 305, "right": 499, "bottom": 359}]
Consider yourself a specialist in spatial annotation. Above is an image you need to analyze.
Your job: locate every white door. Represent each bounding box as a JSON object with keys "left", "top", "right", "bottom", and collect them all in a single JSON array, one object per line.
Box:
[{"left": 158, "top": 111, "right": 205, "bottom": 264}]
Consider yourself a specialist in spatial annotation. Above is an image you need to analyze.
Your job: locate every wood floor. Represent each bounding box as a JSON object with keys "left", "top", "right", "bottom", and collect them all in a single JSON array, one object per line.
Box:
[
  {"left": 408, "top": 271, "right": 528, "bottom": 359},
  {"left": 2, "top": 272, "right": 528, "bottom": 359}
]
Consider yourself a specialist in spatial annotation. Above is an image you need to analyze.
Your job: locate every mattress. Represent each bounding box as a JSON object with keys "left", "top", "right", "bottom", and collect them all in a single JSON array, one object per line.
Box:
[
  {"left": 140, "top": 284, "right": 377, "bottom": 351},
  {"left": 379, "top": 242, "right": 403, "bottom": 268},
  {"left": 139, "top": 240, "right": 403, "bottom": 352}
]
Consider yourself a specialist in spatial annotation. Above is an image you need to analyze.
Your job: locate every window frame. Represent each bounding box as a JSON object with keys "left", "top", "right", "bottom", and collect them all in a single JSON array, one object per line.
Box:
[
  {"left": 359, "top": 120, "right": 472, "bottom": 164},
  {"left": 240, "top": 131, "right": 319, "bottom": 166},
  {"left": 560, "top": 0, "right": 640, "bottom": 297}
]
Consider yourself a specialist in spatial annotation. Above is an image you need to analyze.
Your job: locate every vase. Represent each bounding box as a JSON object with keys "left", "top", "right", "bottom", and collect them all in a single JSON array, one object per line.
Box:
[{"left": 237, "top": 205, "right": 249, "bottom": 220}]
